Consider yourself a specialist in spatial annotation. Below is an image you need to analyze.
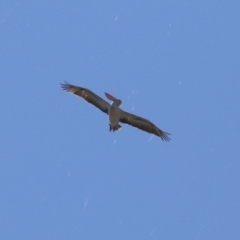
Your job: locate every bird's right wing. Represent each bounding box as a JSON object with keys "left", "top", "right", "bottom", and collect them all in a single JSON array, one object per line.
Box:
[{"left": 61, "top": 82, "right": 110, "bottom": 114}]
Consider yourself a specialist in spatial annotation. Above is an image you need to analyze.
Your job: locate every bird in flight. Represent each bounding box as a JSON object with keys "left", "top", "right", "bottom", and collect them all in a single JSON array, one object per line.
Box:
[{"left": 61, "top": 82, "right": 171, "bottom": 141}]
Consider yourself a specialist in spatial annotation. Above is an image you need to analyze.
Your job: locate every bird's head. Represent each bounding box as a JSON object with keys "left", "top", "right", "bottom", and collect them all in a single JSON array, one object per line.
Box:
[{"left": 105, "top": 92, "right": 122, "bottom": 107}]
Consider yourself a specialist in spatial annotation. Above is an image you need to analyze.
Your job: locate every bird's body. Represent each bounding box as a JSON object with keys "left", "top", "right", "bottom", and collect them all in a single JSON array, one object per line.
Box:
[
  {"left": 61, "top": 82, "right": 171, "bottom": 141},
  {"left": 108, "top": 102, "right": 122, "bottom": 131}
]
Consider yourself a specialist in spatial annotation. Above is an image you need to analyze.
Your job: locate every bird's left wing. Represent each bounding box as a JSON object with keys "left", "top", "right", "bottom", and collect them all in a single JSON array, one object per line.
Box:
[{"left": 119, "top": 110, "right": 171, "bottom": 141}]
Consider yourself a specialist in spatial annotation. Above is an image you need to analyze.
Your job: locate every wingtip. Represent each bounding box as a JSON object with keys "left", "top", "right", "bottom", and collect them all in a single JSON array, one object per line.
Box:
[
  {"left": 60, "top": 81, "right": 72, "bottom": 91},
  {"left": 156, "top": 129, "right": 171, "bottom": 141},
  {"left": 161, "top": 132, "right": 171, "bottom": 141}
]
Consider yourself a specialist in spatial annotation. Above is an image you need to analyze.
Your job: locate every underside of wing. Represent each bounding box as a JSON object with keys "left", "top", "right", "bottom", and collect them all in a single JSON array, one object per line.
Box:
[
  {"left": 119, "top": 110, "right": 171, "bottom": 141},
  {"left": 61, "top": 82, "right": 109, "bottom": 114}
]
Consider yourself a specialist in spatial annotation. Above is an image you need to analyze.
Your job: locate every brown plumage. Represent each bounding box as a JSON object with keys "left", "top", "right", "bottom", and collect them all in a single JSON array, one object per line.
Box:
[{"left": 61, "top": 82, "right": 171, "bottom": 141}]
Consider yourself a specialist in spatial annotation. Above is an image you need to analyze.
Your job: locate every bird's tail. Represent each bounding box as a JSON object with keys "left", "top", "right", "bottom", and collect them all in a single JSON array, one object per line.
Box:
[{"left": 109, "top": 124, "right": 121, "bottom": 132}]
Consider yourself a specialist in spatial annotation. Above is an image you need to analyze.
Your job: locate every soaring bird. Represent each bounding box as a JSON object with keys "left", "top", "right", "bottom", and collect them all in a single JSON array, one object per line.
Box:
[{"left": 61, "top": 82, "right": 171, "bottom": 141}]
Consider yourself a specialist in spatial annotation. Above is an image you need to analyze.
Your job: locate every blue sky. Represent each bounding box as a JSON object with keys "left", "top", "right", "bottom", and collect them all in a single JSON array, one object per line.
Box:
[{"left": 1, "top": 1, "right": 240, "bottom": 239}]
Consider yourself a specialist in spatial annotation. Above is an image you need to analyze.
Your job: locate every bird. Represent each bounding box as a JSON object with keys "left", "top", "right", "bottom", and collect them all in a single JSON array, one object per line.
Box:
[{"left": 61, "top": 82, "right": 171, "bottom": 141}]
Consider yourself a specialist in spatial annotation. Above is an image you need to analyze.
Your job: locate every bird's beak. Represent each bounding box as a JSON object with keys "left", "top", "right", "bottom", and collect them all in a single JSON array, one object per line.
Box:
[{"left": 105, "top": 92, "right": 118, "bottom": 101}]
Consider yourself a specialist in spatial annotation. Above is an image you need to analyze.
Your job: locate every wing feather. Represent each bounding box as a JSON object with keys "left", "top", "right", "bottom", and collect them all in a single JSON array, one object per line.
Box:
[
  {"left": 61, "top": 82, "right": 109, "bottom": 114},
  {"left": 120, "top": 110, "right": 171, "bottom": 141}
]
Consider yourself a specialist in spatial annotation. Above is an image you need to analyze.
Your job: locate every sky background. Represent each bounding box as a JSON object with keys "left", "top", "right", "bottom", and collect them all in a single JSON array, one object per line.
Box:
[{"left": 1, "top": 1, "right": 240, "bottom": 239}]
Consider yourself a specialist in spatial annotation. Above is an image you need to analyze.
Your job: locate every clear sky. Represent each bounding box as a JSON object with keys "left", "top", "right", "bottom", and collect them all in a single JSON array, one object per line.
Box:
[{"left": 1, "top": 1, "right": 240, "bottom": 239}]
